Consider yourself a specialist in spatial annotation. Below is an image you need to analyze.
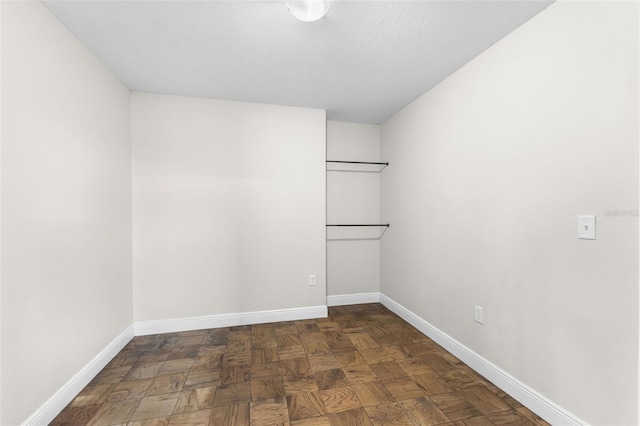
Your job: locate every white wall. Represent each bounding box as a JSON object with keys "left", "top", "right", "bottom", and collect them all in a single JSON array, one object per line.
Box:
[
  {"left": 132, "top": 93, "right": 326, "bottom": 322},
  {"left": 0, "top": 2, "right": 4, "bottom": 420},
  {"left": 326, "top": 121, "right": 381, "bottom": 297},
  {"left": 0, "top": 2, "right": 133, "bottom": 424},
  {"left": 381, "top": 1, "right": 638, "bottom": 424}
]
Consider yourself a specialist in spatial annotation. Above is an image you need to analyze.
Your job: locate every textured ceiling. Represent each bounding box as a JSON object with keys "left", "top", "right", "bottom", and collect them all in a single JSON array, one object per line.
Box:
[{"left": 42, "top": 0, "right": 553, "bottom": 124}]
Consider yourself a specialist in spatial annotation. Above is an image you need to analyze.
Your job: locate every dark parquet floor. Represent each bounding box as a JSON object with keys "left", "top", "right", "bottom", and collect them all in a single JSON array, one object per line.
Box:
[{"left": 51, "top": 303, "right": 550, "bottom": 425}]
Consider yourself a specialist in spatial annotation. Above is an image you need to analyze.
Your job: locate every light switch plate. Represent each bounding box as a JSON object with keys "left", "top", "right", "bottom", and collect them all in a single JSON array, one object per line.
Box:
[
  {"left": 578, "top": 215, "right": 596, "bottom": 240},
  {"left": 474, "top": 305, "right": 484, "bottom": 324}
]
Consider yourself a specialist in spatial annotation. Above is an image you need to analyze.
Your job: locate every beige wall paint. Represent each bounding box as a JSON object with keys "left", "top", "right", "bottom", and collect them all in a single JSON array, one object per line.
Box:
[
  {"left": 381, "top": 1, "right": 638, "bottom": 424},
  {"left": 0, "top": 2, "right": 133, "bottom": 424},
  {"left": 132, "top": 93, "right": 326, "bottom": 321},
  {"left": 326, "top": 121, "right": 381, "bottom": 296}
]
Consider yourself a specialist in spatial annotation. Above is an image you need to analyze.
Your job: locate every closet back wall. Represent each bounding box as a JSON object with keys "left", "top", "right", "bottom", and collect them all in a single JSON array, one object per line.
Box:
[
  {"left": 132, "top": 93, "right": 326, "bottom": 323},
  {"left": 326, "top": 122, "right": 381, "bottom": 299}
]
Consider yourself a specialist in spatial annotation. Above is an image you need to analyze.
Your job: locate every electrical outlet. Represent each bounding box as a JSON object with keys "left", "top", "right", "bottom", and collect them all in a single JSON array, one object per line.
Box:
[
  {"left": 474, "top": 305, "right": 484, "bottom": 324},
  {"left": 308, "top": 275, "right": 316, "bottom": 286}
]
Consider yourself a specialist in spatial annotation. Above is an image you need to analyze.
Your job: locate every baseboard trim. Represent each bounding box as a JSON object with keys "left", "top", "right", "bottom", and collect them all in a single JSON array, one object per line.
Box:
[
  {"left": 134, "top": 305, "right": 328, "bottom": 336},
  {"left": 379, "top": 293, "right": 587, "bottom": 426},
  {"left": 327, "top": 292, "right": 381, "bottom": 306},
  {"left": 22, "top": 325, "right": 134, "bottom": 426},
  {"left": 24, "top": 295, "right": 587, "bottom": 425}
]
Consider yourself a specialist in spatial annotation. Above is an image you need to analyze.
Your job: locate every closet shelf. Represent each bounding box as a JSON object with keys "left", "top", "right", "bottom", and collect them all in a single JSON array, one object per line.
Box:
[
  {"left": 326, "top": 224, "right": 390, "bottom": 227},
  {"left": 326, "top": 160, "right": 389, "bottom": 166}
]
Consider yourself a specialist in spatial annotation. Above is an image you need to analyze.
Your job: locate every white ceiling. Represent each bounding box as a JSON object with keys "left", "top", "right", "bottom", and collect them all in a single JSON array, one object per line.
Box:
[{"left": 42, "top": 0, "right": 553, "bottom": 124}]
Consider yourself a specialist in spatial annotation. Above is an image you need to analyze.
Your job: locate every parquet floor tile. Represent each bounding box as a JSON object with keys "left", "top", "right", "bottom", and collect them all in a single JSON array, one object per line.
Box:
[
  {"left": 52, "top": 303, "right": 550, "bottom": 426},
  {"left": 351, "top": 382, "right": 394, "bottom": 407},
  {"left": 430, "top": 391, "right": 484, "bottom": 421},
  {"left": 107, "top": 378, "right": 154, "bottom": 402},
  {"left": 130, "top": 393, "right": 180, "bottom": 421},
  {"left": 315, "top": 368, "right": 350, "bottom": 390},
  {"left": 399, "top": 396, "right": 450, "bottom": 425},
  {"left": 147, "top": 373, "right": 188, "bottom": 396},
  {"left": 251, "top": 361, "right": 281, "bottom": 378},
  {"left": 286, "top": 391, "right": 327, "bottom": 420},
  {"left": 328, "top": 407, "right": 372, "bottom": 426},
  {"left": 210, "top": 402, "right": 249, "bottom": 425},
  {"left": 368, "top": 360, "right": 406, "bottom": 380},
  {"left": 184, "top": 370, "right": 219, "bottom": 391},
  {"left": 291, "top": 415, "right": 332, "bottom": 426},
  {"left": 173, "top": 386, "right": 216, "bottom": 414},
  {"left": 412, "top": 371, "right": 454, "bottom": 396},
  {"left": 383, "top": 376, "right": 428, "bottom": 402},
  {"left": 250, "top": 375, "right": 286, "bottom": 401},
  {"left": 335, "top": 350, "right": 367, "bottom": 367},
  {"left": 281, "top": 356, "right": 313, "bottom": 376},
  {"left": 284, "top": 373, "right": 319, "bottom": 395},
  {"left": 249, "top": 397, "right": 289, "bottom": 425},
  {"left": 320, "top": 386, "right": 362, "bottom": 414},
  {"left": 365, "top": 401, "right": 414, "bottom": 425},
  {"left": 70, "top": 384, "right": 115, "bottom": 407},
  {"left": 308, "top": 354, "right": 341, "bottom": 372},
  {"left": 212, "top": 383, "right": 251, "bottom": 407},
  {"left": 342, "top": 365, "right": 378, "bottom": 384},
  {"left": 167, "top": 409, "right": 211, "bottom": 426}
]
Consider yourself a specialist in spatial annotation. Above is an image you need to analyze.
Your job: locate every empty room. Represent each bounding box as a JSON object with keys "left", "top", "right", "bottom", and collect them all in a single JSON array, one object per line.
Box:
[{"left": 1, "top": 0, "right": 638, "bottom": 425}]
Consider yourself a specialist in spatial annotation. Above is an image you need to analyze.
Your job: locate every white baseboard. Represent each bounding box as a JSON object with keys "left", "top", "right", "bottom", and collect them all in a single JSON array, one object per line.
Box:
[
  {"left": 26, "top": 305, "right": 327, "bottom": 423},
  {"left": 23, "top": 325, "right": 134, "bottom": 426},
  {"left": 134, "top": 305, "right": 328, "bottom": 336},
  {"left": 24, "top": 295, "right": 586, "bottom": 426},
  {"left": 327, "top": 292, "right": 380, "bottom": 306},
  {"left": 378, "top": 293, "right": 587, "bottom": 426}
]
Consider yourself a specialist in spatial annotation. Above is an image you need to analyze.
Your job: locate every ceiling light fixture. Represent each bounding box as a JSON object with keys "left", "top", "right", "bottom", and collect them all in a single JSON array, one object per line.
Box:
[{"left": 287, "top": 0, "right": 330, "bottom": 23}]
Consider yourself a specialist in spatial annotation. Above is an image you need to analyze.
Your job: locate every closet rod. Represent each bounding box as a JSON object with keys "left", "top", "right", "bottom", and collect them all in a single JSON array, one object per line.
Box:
[
  {"left": 326, "top": 160, "right": 389, "bottom": 166},
  {"left": 326, "top": 224, "right": 390, "bottom": 227}
]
